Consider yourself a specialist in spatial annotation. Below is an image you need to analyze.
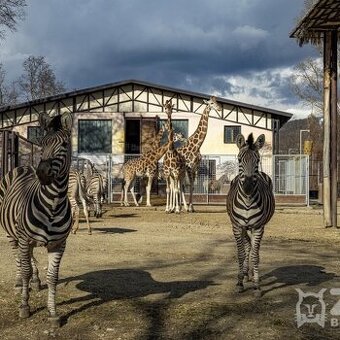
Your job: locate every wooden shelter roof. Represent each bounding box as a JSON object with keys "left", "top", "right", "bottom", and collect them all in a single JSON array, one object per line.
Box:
[{"left": 290, "top": 0, "right": 340, "bottom": 46}]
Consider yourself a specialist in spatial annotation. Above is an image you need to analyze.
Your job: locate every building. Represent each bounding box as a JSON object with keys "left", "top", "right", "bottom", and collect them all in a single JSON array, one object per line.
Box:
[{"left": 0, "top": 79, "right": 292, "bottom": 160}]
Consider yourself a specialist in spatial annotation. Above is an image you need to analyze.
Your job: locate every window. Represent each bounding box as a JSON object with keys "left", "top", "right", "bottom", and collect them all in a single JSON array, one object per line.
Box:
[
  {"left": 224, "top": 126, "right": 241, "bottom": 144},
  {"left": 78, "top": 120, "right": 112, "bottom": 153},
  {"left": 27, "top": 126, "right": 45, "bottom": 144},
  {"left": 160, "top": 119, "right": 188, "bottom": 146}
]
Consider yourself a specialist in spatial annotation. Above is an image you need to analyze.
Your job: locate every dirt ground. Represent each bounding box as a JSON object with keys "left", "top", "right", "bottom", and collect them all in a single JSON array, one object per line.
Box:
[{"left": 0, "top": 201, "right": 339, "bottom": 340}]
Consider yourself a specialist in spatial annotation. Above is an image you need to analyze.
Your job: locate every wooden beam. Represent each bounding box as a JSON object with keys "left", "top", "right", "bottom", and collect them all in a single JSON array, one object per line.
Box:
[
  {"left": 323, "top": 31, "right": 337, "bottom": 227},
  {"left": 330, "top": 30, "right": 338, "bottom": 228}
]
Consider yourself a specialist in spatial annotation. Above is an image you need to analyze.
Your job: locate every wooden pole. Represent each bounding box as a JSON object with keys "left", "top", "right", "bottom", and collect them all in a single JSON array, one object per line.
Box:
[
  {"left": 330, "top": 30, "right": 338, "bottom": 228},
  {"left": 323, "top": 31, "right": 332, "bottom": 227}
]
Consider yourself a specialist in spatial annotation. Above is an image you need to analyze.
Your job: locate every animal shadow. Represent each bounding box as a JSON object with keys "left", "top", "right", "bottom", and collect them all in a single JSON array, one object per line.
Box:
[
  {"left": 260, "top": 265, "right": 337, "bottom": 294},
  {"left": 60, "top": 269, "right": 214, "bottom": 325},
  {"left": 95, "top": 227, "right": 137, "bottom": 234}
]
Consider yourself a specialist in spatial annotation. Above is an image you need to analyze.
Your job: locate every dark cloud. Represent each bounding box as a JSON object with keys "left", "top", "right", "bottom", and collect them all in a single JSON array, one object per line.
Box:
[{"left": 0, "top": 0, "right": 318, "bottom": 116}]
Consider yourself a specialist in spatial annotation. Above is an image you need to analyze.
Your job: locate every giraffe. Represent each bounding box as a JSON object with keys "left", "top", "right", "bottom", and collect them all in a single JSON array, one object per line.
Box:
[
  {"left": 121, "top": 123, "right": 185, "bottom": 207},
  {"left": 162, "top": 99, "right": 187, "bottom": 213},
  {"left": 177, "top": 96, "right": 222, "bottom": 212}
]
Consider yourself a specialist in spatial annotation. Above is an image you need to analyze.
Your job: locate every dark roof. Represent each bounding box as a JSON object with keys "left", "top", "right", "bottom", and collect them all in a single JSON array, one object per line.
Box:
[
  {"left": 290, "top": 0, "right": 340, "bottom": 46},
  {"left": 0, "top": 79, "right": 293, "bottom": 119}
]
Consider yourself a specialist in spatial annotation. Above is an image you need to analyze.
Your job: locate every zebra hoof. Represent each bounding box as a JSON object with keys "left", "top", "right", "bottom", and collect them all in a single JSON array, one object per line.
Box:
[
  {"left": 14, "top": 285, "right": 22, "bottom": 294},
  {"left": 243, "top": 275, "right": 250, "bottom": 283},
  {"left": 19, "top": 306, "right": 30, "bottom": 318},
  {"left": 48, "top": 316, "right": 61, "bottom": 328},
  {"left": 236, "top": 284, "right": 244, "bottom": 293},
  {"left": 254, "top": 289, "right": 262, "bottom": 298},
  {"left": 88, "top": 231, "right": 92, "bottom": 235}
]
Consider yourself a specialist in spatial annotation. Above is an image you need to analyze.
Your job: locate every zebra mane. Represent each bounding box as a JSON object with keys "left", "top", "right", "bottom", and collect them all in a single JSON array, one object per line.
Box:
[
  {"left": 246, "top": 133, "right": 256, "bottom": 150},
  {"left": 47, "top": 115, "right": 63, "bottom": 132}
]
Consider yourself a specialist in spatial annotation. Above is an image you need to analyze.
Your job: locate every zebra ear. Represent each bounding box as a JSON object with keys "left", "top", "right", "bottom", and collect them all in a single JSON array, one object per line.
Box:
[
  {"left": 255, "top": 134, "right": 265, "bottom": 150},
  {"left": 60, "top": 112, "right": 73, "bottom": 133},
  {"left": 236, "top": 134, "right": 245, "bottom": 149},
  {"left": 38, "top": 112, "right": 53, "bottom": 131}
]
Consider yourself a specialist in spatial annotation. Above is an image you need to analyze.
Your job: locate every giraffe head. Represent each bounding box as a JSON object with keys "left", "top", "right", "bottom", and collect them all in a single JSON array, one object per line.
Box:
[
  {"left": 203, "top": 96, "right": 222, "bottom": 113},
  {"left": 163, "top": 99, "right": 175, "bottom": 120},
  {"left": 236, "top": 133, "right": 265, "bottom": 195}
]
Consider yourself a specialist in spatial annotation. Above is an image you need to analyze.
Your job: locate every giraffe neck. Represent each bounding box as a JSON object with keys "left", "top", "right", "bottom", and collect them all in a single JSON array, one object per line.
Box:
[{"left": 187, "top": 105, "right": 210, "bottom": 149}]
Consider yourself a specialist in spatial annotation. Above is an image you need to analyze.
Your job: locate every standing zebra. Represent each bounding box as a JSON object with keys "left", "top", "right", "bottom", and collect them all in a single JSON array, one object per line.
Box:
[
  {"left": 84, "top": 162, "right": 104, "bottom": 218},
  {"left": 226, "top": 133, "right": 275, "bottom": 297},
  {"left": 0, "top": 112, "right": 73, "bottom": 328},
  {"left": 68, "top": 169, "right": 91, "bottom": 235}
]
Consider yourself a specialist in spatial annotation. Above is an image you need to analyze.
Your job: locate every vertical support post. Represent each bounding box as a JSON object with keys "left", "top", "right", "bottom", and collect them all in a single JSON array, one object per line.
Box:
[
  {"left": 323, "top": 32, "right": 332, "bottom": 227},
  {"left": 330, "top": 30, "right": 338, "bottom": 228},
  {"left": 2, "top": 130, "right": 8, "bottom": 176}
]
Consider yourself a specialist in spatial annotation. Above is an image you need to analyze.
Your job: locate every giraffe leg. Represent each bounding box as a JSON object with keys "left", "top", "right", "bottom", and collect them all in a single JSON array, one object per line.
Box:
[
  {"left": 232, "top": 225, "right": 246, "bottom": 293},
  {"left": 180, "top": 182, "right": 188, "bottom": 212},
  {"left": 18, "top": 238, "right": 32, "bottom": 319},
  {"left": 187, "top": 170, "right": 195, "bottom": 212},
  {"left": 250, "top": 227, "right": 264, "bottom": 297},
  {"left": 145, "top": 176, "right": 153, "bottom": 207},
  {"left": 46, "top": 241, "right": 66, "bottom": 328},
  {"left": 165, "top": 178, "right": 171, "bottom": 213},
  {"left": 173, "top": 178, "right": 180, "bottom": 213}
]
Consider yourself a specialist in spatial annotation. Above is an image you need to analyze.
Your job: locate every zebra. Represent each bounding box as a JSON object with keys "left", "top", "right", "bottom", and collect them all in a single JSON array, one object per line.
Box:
[
  {"left": 0, "top": 112, "right": 73, "bottom": 328},
  {"left": 68, "top": 169, "right": 91, "bottom": 235},
  {"left": 84, "top": 162, "right": 104, "bottom": 218},
  {"left": 226, "top": 133, "right": 275, "bottom": 297}
]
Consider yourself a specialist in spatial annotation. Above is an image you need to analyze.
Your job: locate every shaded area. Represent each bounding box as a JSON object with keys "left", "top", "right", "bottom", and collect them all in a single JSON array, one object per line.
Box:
[
  {"left": 60, "top": 269, "right": 214, "bottom": 326},
  {"left": 94, "top": 227, "right": 137, "bottom": 234},
  {"left": 260, "top": 265, "right": 338, "bottom": 295}
]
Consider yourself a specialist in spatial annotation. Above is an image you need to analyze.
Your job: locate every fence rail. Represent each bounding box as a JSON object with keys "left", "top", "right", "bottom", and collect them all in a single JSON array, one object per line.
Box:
[{"left": 71, "top": 153, "right": 310, "bottom": 206}]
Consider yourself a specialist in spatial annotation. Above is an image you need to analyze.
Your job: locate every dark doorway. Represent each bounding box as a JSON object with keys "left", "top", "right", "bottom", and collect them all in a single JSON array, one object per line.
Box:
[{"left": 125, "top": 119, "right": 140, "bottom": 154}]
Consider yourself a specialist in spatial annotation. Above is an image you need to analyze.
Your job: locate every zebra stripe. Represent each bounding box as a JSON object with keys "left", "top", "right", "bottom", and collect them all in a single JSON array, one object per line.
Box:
[
  {"left": 226, "top": 133, "right": 275, "bottom": 297},
  {"left": 84, "top": 162, "right": 104, "bottom": 218},
  {"left": 0, "top": 112, "right": 73, "bottom": 327},
  {"left": 68, "top": 169, "right": 91, "bottom": 235}
]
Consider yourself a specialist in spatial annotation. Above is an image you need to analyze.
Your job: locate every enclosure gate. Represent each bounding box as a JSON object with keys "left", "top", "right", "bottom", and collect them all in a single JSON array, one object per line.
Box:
[{"left": 0, "top": 130, "right": 41, "bottom": 177}]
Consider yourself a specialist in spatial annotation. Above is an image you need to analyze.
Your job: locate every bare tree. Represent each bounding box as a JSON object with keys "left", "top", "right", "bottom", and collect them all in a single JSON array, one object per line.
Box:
[
  {"left": 0, "top": 0, "right": 26, "bottom": 39},
  {"left": 0, "top": 63, "right": 19, "bottom": 106},
  {"left": 18, "top": 56, "right": 66, "bottom": 101},
  {"left": 0, "top": 63, "right": 6, "bottom": 104}
]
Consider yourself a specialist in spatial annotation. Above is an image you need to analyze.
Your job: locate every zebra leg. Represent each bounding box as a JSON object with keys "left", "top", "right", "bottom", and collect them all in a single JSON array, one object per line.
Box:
[
  {"left": 80, "top": 196, "right": 91, "bottom": 235},
  {"left": 232, "top": 225, "right": 246, "bottom": 292},
  {"left": 8, "top": 237, "right": 23, "bottom": 293},
  {"left": 18, "top": 239, "right": 33, "bottom": 318},
  {"left": 250, "top": 227, "right": 265, "bottom": 298},
  {"left": 243, "top": 231, "right": 251, "bottom": 282},
  {"left": 30, "top": 254, "right": 41, "bottom": 291},
  {"left": 71, "top": 200, "right": 80, "bottom": 234},
  {"left": 46, "top": 241, "right": 66, "bottom": 328}
]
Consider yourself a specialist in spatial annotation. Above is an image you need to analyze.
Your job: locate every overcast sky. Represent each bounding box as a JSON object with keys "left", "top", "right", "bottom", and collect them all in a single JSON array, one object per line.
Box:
[{"left": 0, "top": 0, "right": 318, "bottom": 118}]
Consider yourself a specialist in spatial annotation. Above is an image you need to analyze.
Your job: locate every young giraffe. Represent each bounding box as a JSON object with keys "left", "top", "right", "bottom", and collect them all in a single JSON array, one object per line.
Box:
[
  {"left": 121, "top": 123, "right": 185, "bottom": 207},
  {"left": 177, "top": 96, "right": 222, "bottom": 212},
  {"left": 162, "top": 99, "right": 187, "bottom": 213}
]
